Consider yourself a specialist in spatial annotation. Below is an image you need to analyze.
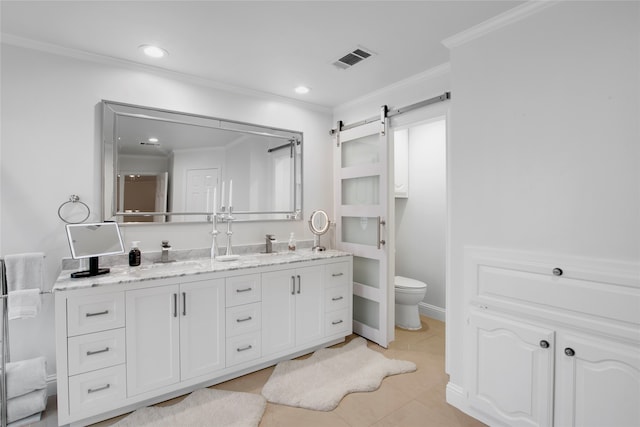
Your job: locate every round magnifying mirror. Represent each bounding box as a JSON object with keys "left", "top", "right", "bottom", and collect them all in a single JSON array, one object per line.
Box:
[{"left": 309, "top": 210, "right": 330, "bottom": 252}]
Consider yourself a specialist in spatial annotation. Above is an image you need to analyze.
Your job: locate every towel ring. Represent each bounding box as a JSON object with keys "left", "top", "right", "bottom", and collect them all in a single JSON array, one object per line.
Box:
[{"left": 57, "top": 195, "right": 91, "bottom": 224}]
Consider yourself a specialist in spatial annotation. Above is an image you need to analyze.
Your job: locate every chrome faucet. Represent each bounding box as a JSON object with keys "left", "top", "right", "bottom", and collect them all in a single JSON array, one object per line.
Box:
[
  {"left": 265, "top": 234, "right": 276, "bottom": 253},
  {"left": 161, "top": 240, "right": 171, "bottom": 262}
]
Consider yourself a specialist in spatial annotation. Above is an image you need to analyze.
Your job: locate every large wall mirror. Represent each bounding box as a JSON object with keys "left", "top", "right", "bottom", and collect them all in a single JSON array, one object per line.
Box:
[{"left": 102, "top": 101, "right": 303, "bottom": 223}]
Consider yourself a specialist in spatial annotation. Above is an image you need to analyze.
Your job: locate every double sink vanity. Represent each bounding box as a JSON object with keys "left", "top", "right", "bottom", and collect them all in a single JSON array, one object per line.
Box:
[{"left": 53, "top": 249, "right": 353, "bottom": 426}]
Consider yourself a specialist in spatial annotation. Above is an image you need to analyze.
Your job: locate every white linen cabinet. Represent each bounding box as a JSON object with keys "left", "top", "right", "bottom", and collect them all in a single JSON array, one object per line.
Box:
[
  {"left": 126, "top": 278, "right": 225, "bottom": 396},
  {"left": 461, "top": 247, "right": 640, "bottom": 427}
]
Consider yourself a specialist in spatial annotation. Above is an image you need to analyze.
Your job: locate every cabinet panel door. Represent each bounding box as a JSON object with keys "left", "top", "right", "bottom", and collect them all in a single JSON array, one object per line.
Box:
[
  {"left": 555, "top": 334, "right": 640, "bottom": 427},
  {"left": 180, "top": 279, "right": 225, "bottom": 381},
  {"left": 126, "top": 285, "right": 180, "bottom": 396},
  {"left": 469, "top": 310, "right": 554, "bottom": 427},
  {"left": 295, "top": 266, "right": 324, "bottom": 346},
  {"left": 262, "top": 269, "right": 296, "bottom": 356}
]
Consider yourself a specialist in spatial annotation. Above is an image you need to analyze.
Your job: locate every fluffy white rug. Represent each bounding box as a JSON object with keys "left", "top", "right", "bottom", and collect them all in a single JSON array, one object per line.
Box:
[
  {"left": 113, "top": 388, "right": 266, "bottom": 427},
  {"left": 261, "top": 337, "right": 417, "bottom": 411}
]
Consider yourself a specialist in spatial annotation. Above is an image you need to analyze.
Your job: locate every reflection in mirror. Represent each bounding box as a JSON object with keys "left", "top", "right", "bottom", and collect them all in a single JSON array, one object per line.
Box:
[{"left": 102, "top": 101, "right": 303, "bottom": 223}]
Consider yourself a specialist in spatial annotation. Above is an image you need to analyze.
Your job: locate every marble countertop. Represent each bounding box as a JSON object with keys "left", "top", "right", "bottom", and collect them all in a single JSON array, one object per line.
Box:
[{"left": 54, "top": 249, "right": 351, "bottom": 292}]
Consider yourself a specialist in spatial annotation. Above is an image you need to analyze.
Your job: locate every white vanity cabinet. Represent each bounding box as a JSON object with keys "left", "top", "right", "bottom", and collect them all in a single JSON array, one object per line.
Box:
[
  {"left": 54, "top": 252, "right": 352, "bottom": 426},
  {"left": 262, "top": 265, "right": 324, "bottom": 356},
  {"left": 460, "top": 248, "right": 640, "bottom": 427},
  {"left": 126, "top": 278, "right": 225, "bottom": 396}
]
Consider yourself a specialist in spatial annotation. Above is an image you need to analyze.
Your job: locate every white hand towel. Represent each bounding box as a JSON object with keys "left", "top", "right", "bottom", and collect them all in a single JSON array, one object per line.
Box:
[
  {"left": 4, "top": 253, "right": 45, "bottom": 291},
  {"left": 8, "top": 289, "right": 41, "bottom": 320},
  {"left": 6, "top": 357, "right": 47, "bottom": 399},
  {"left": 6, "top": 388, "right": 47, "bottom": 423}
]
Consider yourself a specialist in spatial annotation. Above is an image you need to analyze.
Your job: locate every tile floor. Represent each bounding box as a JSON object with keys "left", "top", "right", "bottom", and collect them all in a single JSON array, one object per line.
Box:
[{"left": 29, "top": 316, "right": 485, "bottom": 427}]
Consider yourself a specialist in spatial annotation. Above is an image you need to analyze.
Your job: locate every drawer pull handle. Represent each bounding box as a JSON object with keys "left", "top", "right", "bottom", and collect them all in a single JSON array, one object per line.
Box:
[
  {"left": 332, "top": 296, "right": 344, "bottom": 301},
  {"left": 85, "top": 310, "right": 109, "bottom": 317},
  {"left": 553, "top": 268, "right": 563, "bottom": 276},
  {"left": 236, "top": 287, "right": 253, "bottom": 293},
  {"left": 86, "top": 347, "right": 110, "bottom": 356},
  {"left": 332, "top": 320, "right": 344, "bottom": 325},
  {"left": 87, "top": 384, "right": 110, "bottom": 394},
  {"left": 332, "top": 272, "right": 344, "bottom": 277},
  {"left": 237, "top": 345, "right": 253, "bottom": 352},
  {"left": 236, "top": 316, "right": 252, "bottom": 323}
]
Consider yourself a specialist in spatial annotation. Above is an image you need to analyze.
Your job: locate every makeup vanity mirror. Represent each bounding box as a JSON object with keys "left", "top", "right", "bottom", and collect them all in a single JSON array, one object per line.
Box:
[
  {"left": 309, "top": 209, "right": 330, "bottom": 252},
  {"left": 102, "top": 101, "right": 303, "bottom": 223}
]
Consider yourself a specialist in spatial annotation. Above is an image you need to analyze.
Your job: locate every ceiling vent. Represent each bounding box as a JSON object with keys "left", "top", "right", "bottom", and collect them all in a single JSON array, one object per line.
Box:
[{"left": 332, "top": 47, "right": 375, "bottom": 70}]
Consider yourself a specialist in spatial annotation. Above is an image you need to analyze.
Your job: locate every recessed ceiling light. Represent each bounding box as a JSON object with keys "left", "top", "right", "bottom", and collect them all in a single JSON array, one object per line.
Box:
[
  {"left": 295, "top": 86, "right": 310, "bottom": 94},
  {"left": 139, "top": 45, "right": 168, "bottom": 58},
  {"left": 148, "top": 137, "right": 159, "bottom": 143}
]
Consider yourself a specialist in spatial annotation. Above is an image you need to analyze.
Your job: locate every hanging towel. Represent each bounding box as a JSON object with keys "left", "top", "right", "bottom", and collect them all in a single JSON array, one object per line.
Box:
[
  {"left": 4, "top": 253, "right": 45, "bottom": 291},
  {"left": 6, "top": 388, "right": 47, "bottom": 423},
  {"left": 6, "top": 357, "right": 47, "bottom": 399},
  {"left": 7, "top": 289, "right": 41, "bottom": 320}
]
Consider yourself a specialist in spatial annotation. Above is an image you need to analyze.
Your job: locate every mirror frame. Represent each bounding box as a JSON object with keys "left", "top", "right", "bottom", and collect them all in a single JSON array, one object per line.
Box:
[{"left": 102, "top": 100, "right": 303, "bottom": 224}]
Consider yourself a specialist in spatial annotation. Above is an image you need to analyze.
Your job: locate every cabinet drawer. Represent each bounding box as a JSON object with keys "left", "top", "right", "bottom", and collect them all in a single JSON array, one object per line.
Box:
[
  {"left": 67, "top": 293, "right": 125, "bottom": 337},
  {"left": 226, "top": 332, "right": 261, "bottom": 367},
  {"left": 226, "top": 275, "right": 261, "bottom": 307},
  {"left": 325, "top": 262, "right": 349, "bottom": 288},
  {"left": 68, "top": 329, "right": 125, "bottom": 376},
  {"left": 325, "top": 285, "right": 349, "bottom": 313},
  {"left": 68, "top": 364, "right": 126, "bottom": 414},
  {"left": 226, "top": 303, "right": 261, "bottom": 337},
  {"left": 325, "top": 309, "right": 351, "bottom": 336}
]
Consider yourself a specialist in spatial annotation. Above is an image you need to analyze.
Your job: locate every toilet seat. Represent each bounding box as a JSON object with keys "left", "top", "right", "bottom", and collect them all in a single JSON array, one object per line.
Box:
[{"left": 395, "top": 276, "right": 427, "bottom": 290}]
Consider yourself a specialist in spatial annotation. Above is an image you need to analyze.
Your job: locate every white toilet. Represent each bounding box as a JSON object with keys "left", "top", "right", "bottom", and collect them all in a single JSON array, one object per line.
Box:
[{"left": 394, "top": 276, "right": 428, "bottom": 330}]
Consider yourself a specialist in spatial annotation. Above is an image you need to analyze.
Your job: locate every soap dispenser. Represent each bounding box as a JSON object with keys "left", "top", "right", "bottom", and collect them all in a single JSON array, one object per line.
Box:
[
  {"left": 288, "top": 232, "right": 296, "bottom": 251},
  {"left": 129, "top": 241, "right": 141, "bottom": 266}
]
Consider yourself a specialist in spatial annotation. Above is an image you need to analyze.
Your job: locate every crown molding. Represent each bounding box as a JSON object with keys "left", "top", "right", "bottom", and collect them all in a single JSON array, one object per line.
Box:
[
  {"left": 0, "top": 33, "right": 332, "bottom": 114},
  {"left": 442, "top": 0, "right": 559, "bottom": 49},
  {"left": 333, "top": 62, "right": 451, "bottom": 114}
]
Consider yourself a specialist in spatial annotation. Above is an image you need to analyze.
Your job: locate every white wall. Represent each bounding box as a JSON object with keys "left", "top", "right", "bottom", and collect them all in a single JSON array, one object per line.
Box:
[
  {"left": 446, "top": 0, "right": 639, "bottom": 394},
  {"left": 0, "top": 43, "right": 333, "bottom": 383},
  {"left": 395, "top": 119, "right": 447, "bottom": 320}
]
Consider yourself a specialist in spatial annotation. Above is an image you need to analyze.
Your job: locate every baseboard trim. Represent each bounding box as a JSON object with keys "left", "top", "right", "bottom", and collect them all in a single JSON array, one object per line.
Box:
[
  {"left": 46, "top": 374, "right": 57, "bottom": 396},
  {"left": 419, "top": 302, "right": 445, "bottom": 322}
]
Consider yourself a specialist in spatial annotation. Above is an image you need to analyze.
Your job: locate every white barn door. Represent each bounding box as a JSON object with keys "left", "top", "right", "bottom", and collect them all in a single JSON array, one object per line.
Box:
[{"left": 335, "top": 117, "right": 394, "bottom": 348}]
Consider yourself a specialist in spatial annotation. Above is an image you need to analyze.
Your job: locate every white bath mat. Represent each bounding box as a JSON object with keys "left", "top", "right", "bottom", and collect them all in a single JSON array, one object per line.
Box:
[
  {"left": 261, "top": 337, "right": 416, "bottom": 411},
  {"left": 113, "top": 388, "right": 266, "bottom": 427}
]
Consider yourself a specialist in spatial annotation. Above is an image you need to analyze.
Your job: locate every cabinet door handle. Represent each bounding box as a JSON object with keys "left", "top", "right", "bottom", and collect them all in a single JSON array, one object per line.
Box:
[
  {"left": 173, "top": 293, "right": 178, "bottom": 318},
  {"left": 86, "top": 309, "right": 109, "bottom": 317},
  {"left": 332, "top": 272, "right": 344, "bottom": 277},
  {"left": 296, "top": 275, "right": 301, "bottom": 294},
  {"left": 86, "top": 347, "right": 110, "bottom": 356},
  {"left": 291, "top": 276, "right": 295, "bottom": 295},
  {"left": 237, "top": 345, "right": 253, "bottom": 352},
  {"left": 553, "top": 268, "right": 563, "bottom": 276},
  {"left": 539, "top": 340, "right": 550, "bottom": 349},
  {"left": 87, "top": 384, "right": 110, "bottom": 394},
  {"left": 236, "top": 316, "right": 252, "bottom": 323},
  {"left": 564, "top": 347, "right": 575, "bottom": 357},
  {"left": 332, "top": 319, "right": 344, "bottom": 325},
  {"left": 182, "top": 292, "right": 187, "bottom": 316},
  {"left": 332, "top": 296, "right": 344, "bottom": 301},
  {"left": 236, "top": 287, "right": 253, "bottom": 293}
]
